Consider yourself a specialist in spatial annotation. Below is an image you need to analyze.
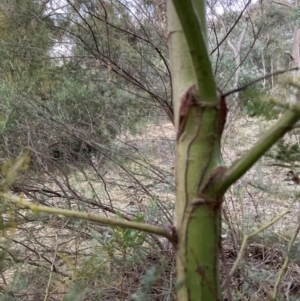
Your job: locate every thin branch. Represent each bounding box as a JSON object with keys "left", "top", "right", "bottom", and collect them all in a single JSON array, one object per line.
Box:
[
  {"left": 221, "top": 203, "right": 293, "bottom": 290},
  {"left": 273, "top": 0, "right": 294, "bottom": 8},
  {"left": 222, "top": 26, "right": 262, "bottom": 91},
  {"left": 210, "top": 0, "right": 251, "bottom": 55},
  {"left": 43, "top": 234, "right": 59, "bottom": 301},
  {"left": 261, "top": 95, "right": 300, "bottom": 112},
  {"left": 220, "top": 108, "right": 300, "bottom": 192},
  {"left": 272, "top": 224, "right": 300, "bottom": 300},
  {"left": 0, "top": 193, "right": 174, "bottom": 241},
  {"left": 222, "top": 67, "right": 299, "bottom": 97}
]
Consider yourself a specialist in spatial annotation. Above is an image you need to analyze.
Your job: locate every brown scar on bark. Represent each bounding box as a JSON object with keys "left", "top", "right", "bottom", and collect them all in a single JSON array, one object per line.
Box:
[
  {"left": 204, "top": 166, "right": 227, "bottom": 189},
  {"left": 199, "top": 166, "right": 227, "bottom": 205},
  {"left": 165, "top": 224, "right": 178, "bottom": 247},
  {"left": 177, "top": 85, "right": 199, "bottom": 140}
]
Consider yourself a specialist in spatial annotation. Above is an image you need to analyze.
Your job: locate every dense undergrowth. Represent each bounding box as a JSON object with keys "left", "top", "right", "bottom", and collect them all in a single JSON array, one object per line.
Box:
[{"left": 0, "top": 115, "right": 300, "bottom": 300}]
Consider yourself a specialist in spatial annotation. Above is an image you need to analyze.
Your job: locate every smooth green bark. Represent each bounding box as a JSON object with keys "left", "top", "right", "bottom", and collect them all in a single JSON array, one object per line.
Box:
[
  {"left": 168, "top": 1, "right": 223, "bottom": 300},
  {"left": 171, "top": 0, "right": 217, "bottom": 103}
]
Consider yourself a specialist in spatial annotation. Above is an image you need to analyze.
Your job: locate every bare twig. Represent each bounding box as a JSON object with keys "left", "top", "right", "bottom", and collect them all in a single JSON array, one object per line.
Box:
[
  {"left": 43, "top": 234, "right": 59, "bottom": 301},
  {"left": 222, "top": 68, "right": 299, "bottom": 97}
]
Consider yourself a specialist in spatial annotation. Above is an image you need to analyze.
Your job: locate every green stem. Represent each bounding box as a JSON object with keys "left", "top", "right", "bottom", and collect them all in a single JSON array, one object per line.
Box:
[
  {"left": 171, "top": 0, "right": 217, "bottom": 103},
  {"left": 221, "top": 110, "right": 300, "bottom": 192},
  {"left": 0, "top": 193, "right": 173, "bottom": 241}
]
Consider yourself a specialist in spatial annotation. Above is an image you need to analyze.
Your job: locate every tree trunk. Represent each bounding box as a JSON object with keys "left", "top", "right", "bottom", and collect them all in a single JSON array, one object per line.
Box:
[
  {"left": 273, "top": 1, "right": 300, "bottom": 78},
  {"left": 168, "top": 1, "right": 224, "bottom": 300},
  {"left": 292, "top": 27, "right": 300, "bottom": 79}
]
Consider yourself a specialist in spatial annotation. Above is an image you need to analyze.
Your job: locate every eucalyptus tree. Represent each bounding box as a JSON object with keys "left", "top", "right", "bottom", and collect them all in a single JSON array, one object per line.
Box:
[
  {"left": 208, "top": 0, "right": 255, "bottom": 92},
  {"left": 272, "top": 0, "right": 300, "bottom": 78},
  {"left": 208, "top": 0, "right": 296, "bottom": 118}
]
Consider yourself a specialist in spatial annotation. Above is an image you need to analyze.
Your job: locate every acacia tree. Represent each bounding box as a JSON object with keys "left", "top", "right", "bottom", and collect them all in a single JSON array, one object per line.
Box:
[
  {"left": 2, "top": 0, "right": 300, "bottom": 300},
  {"left": 169, "top": 0, "right": 300, "bottom": 300}
]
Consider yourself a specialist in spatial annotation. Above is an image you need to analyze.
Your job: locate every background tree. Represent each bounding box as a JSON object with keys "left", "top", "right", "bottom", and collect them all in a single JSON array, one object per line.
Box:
[{"left": 272, "top": 0, "right": 300, "bottom": 78}]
